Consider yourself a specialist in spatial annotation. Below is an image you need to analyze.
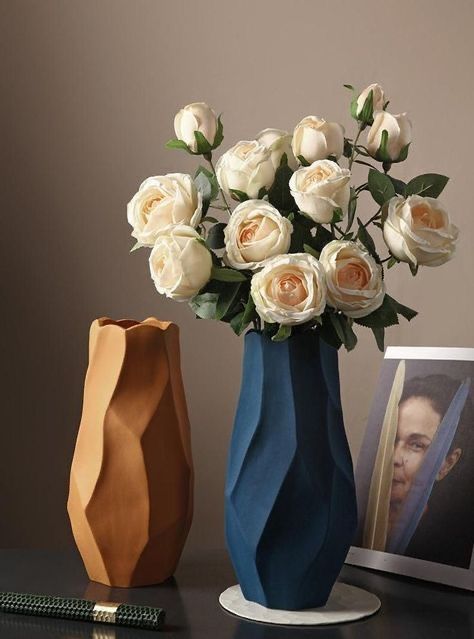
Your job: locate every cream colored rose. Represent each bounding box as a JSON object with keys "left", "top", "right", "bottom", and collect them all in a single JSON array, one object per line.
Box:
[
  {"left": 174, "top": 102, "right": 218, "bottom": 152},
  {"left": 356, "top": 83, "right": 386, "bottom": 117},
  {"left": 127, "top": 174, "right": 202, "bottom": 246},
  {"left": 367, "top": 111, "right": 412, "bottom": 162},
  {"left": 251, "top": 253, "right": 326, "bottom": 325},
  {"left": 255, "top": 128, "right": 298, "bottom": 170},
  {"left": 292, "top": 116, "right": 344, "bottom": 164},
  {"left": 149, "top": 226, "right": 212, "bottom": 301},
  {"left": 319, "top": 240, "right": 385, "bottom": 318},
  {"left": 215, "top": 140, "right": 275, "bottom": 198},
  {"left": 224, "top": 200, "right": 292, "bottom": 270},
  {"left": 289, "top": 160, "right": 351, "bottom": 223},
  {"left": 383, "top": 195, "right": 458, "bottom": 267}
]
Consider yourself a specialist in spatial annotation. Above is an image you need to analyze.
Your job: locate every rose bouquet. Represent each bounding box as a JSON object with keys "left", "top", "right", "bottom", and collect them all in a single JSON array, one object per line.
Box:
[{"left": 127, "top": 85, "right": 458, "bottom": 351}]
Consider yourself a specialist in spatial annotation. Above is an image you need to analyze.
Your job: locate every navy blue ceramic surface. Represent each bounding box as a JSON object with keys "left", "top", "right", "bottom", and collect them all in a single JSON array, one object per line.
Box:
[{"left": 225, "top": 330, "right": 357, "bottom": 610}]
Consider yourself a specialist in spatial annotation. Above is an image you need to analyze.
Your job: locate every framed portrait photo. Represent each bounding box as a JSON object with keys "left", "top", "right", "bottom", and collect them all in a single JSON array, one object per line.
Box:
[{"left": 347, "top": 347, "right": 474, "bottom": 590}]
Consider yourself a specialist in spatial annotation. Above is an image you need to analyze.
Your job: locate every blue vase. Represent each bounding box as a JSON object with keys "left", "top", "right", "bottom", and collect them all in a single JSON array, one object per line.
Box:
[{"left": 225, "top": 330, "right": 357, "bottom": 610}]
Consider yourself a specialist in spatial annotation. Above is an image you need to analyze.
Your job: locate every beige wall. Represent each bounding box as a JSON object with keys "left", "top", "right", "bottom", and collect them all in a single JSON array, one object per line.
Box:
[{"left": 1, "top": 0, "right": 473, "bottom": 553}]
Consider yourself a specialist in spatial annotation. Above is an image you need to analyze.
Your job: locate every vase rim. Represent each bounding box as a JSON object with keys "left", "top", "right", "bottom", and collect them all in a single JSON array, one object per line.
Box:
[
  {"left": 245, "top": 328, "right": 319, "bottom": 341},
  {"left": 94, "top": 317, "right": 175, "bottom": 332}
]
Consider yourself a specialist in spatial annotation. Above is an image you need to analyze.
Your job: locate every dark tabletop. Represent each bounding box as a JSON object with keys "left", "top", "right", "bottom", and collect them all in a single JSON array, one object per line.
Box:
[{"left": 0, "top": 549, "right": 472, "bottom": 638}]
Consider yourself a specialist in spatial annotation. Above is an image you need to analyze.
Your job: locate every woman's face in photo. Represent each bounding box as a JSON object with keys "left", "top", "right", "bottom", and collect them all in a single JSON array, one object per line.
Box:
[{"left": 390, "top": 397, "right": 441, "bottom": 505}]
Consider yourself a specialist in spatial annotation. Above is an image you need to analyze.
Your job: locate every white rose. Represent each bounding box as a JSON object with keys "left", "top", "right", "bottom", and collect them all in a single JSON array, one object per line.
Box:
[
  {"left": 292, "top": 116, "right": 344, "bottom": 164},
  {"left": 174, "top": 102, "right": 218, "bottom": 152},
  {"left": 356, "top": 83, "right": 386, "bottom": 117},
  {"left": 149, "top": 226, "right": 212, "bottom": 301},
  {"left": 289, "top": 160, "right": 351, "bottom": 223},
  {"left": 319, "top": 240, "right": 385, "bottom": 318},
  {"left": 224, "top": 200, "right": 292, "bottom": 270},
  {"left": 127, "top": 174, "right": 202, "bottom": 246},
  {"left": 383, "top": 195, "right": 458, "bottom": 267},
  {"left": 367, "top": 111, "right": 412, "bottom": 162},
  {"left": 251, "top": 253, "right": 326, "bottom": 325},
  {"left": 255, "top": 128, "right": 298, "bottom": 170},
  {"left": 215, "top": 140, "right": 275, "bottom": 198}
]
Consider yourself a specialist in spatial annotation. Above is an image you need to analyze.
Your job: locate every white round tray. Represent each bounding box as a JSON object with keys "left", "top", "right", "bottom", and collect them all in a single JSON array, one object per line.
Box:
[{"left": 219, "top": 583, "right": 381, "bottom": 625}]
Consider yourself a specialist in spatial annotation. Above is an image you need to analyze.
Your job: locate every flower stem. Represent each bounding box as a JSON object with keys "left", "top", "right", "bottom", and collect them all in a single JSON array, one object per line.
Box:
[
  {"left": 206, "top": 155, "right": 232, "bottom": 215},
  {"left": 331, "top": 223, "right": 345, "bottom": 238},
  {"left": 363, "top": 207, "right": 382, "bottom": 228},
  {"left": 348, "top": 124, "right": 364, "bottom": 171}
]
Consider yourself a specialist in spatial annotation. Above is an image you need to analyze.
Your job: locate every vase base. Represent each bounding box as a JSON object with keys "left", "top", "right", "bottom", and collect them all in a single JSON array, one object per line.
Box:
[{"left": 219, "top": 583, "right": 380, "bottom": 625}]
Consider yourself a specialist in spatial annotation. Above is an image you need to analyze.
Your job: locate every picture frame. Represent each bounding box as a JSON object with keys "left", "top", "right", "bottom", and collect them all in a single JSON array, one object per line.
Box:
[{"left": 347, "top": 347, "right": 474, "bottom": 591}]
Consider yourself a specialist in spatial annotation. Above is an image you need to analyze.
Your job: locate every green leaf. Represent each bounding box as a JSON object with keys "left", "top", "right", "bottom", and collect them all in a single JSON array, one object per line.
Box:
[
  {"left": 194, "top": 130, "right": 213, "bottom": 154},
  {"left": 357, "top": 219, "right": 381, "bottom": 263},
  {"left": 195, "top": 165, "right": 219, "bottom": 199},
  {"left": 331, "top": 207, "right": 344, "bottom": 223},
  {"left": 388, "top": 176, "right": 407, "bottom": 196},
  {"left": 385, "top": 294, "right": 417, "bottom": 321},
  {"left": 405, "top": 174, "right": 449, "bottom": 198},
  {"left": 372, "top": 326, "right": 385, "bottom": 352},
  {"left": 263, "top": 321, "right": 278, "bottom": 338},
  {"left": 378, "top": 129, "right": 390, "bottom": 162},
  {"left": 229, "top": 189, "right": 249, "bottom": 203},
  {"left": 230, "top": 311, "right": 245, "bottom": 335},
  {"left": 350, "top": 97, "right": 358, "bottom": 119},
  {"left": 359, "top": 89, "right": 374, "bottom": 123},
  {"left": 329, "top": 313, "right": 346, "bottom": 343},
  {"left": 130, "top": 241, "right": 143, "bottom": 252},
  {"left": 257, "top": 186, "right": 268, "bottom": 199},
  {"left": 194, "top": 172, "right": 212, "bottom": 214},
  {"left": 344, "top": 84, "right": 355, "bottom": 91},
  {"left": 268, "top": 161, "right": 296, "bottom": 212},
  {"left": 387, "top": 256, "right": 398, "bottom": 269},
  {"left": 319, "top": 314, "right": 342, "bottom": 350},
  {"left": 272, "top": 324, "right": 292, "bottom": 342},
  {"left": 340, "top": 316, "right": 358, "bottom": 351},
  {"left": 409, "top": 261, "right": 419, "bottom": 276},
  {"left": 297, "top": 155, "right": 311, "bottom": 167},
  {"left": 189, "top": 292, "right": 219, "bottom": 319},
  {"left": 328, "top": 313, "right": 358, "bottom": 352},
  {"left": 288, "top": 212, "right": 313, "bottom": 252},
  {"left": 289, "top": 220, "right": 305, "bottom": 252},
  {"left": 355, "top": 295, "right": 399, "bottom": 329},
  {"left": 396, "top": 143, "right": 410, "bottom": 163},
  {"left": 216, "top": 282, "right": 242, "bottom": 319},
  {"left": 211, "top": 266, "right": 247, "bottom": 282},
  {"left": 231, "top": 295, "right": 257, "bottom": 335},
  {"left": 165, "top": 138, "right": 192, "bottom": 153},
  {"left": 343, "top": 138, "right": 353, "bottom": 158},
  {"left": 206, "top": 223, "right": 227, "bottom": 249},
  {"left": 368, "top": 169, "right": 396, "bottom": 206},
  {"left": 279, "top": 152, "right": 288, "bottom": 167},
  {"left": 287, "top": 212, "right": 295, "bottom": 222},
  {"left": 313, "top": 223, "right": 334, "bottom": 252},
  {"left": 212, "top": 114, "right": 224, "bottom": 149},
  {"left": 303, "top": 243, "right": 320, "bottom": 259},
  {"left": 346, "top": 188, "right": 357, "bottom": 231}
]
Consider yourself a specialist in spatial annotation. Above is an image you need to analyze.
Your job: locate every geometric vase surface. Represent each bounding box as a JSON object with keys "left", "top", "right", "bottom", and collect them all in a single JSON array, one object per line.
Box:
[
  {"left": 67, "top": 317, "right": 193, "bottom": 587},
  {"left": 225, "top": 330, "right": 357, "bottom": 610}
]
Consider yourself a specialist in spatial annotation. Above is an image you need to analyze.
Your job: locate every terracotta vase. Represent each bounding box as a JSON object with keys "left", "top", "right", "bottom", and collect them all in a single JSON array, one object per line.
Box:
[{"left": 67, "top": 317, "right": 193, "bottom": 587}]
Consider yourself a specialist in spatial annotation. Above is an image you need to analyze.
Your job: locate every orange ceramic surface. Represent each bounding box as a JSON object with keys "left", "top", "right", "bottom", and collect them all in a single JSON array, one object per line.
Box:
[{"left": 67, "top": 318, "right": 193, "bottom": 587}]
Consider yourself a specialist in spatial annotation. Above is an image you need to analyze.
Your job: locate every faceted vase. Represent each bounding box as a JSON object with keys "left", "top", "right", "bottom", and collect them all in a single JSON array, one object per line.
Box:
[
  {"left": 67, "top": 318, "right": 193, "bottom": 587},
  {"left": 225, "top": 330, "right": 357, "bottom": 610}
]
